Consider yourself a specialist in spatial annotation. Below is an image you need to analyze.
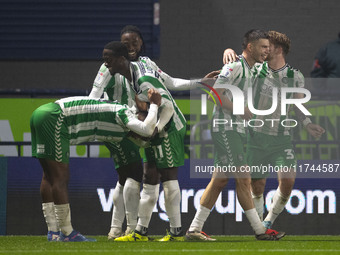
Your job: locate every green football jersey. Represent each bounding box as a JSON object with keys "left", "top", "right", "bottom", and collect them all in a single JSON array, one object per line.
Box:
[
  {"left": 91, "top": 63, "right": 136, "bottom": 107},
  {"left": 90, "top": 56, "right": 177, "bottom": 107},
  {"left": 251, "top": 63, "right": 304, "bottom": 136},
  {"left": 55, "top": 96, "right": 134, "bottom": 144},
  {"left": 213, "top": 56, "right": 259, "bottom": 133},
  {"left": 130, "top": 61, "right": 186, "bottom": 133}
]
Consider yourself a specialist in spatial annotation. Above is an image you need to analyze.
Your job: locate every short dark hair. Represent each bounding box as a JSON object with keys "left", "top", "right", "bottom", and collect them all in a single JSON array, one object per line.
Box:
[
  {"left": 104, "top": 41, "right": 129, "bottom": 59},
  {"left": 242, "top": 29, "right": 269, "bottom": 50},
  {"left": 120, "top": 25, "right": 145, "bottom": 52}
]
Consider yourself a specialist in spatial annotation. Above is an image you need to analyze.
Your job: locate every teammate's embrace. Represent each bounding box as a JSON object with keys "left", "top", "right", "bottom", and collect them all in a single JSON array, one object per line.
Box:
[
  {"left": 89, "top": 25, "right": 200, "bottom": 240},
  {"left": 106, "top": 40, "right": 187, "bottom": 241},
  {"left": 187, "top": 29, "right": 285, "bottom": 241},
  {"left": 31, "top": 43, "right": 162, "bottom": 242},
  {"left": 222, "top": 31, "right": 325, "bottom": 229},
  {"left": 247, "top": 31, "right": 325, "bottom": 228}
]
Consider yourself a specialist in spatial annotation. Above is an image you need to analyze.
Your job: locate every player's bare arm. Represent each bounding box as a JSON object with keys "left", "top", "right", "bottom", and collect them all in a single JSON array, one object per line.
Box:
[{"left": 293, "top": 92, "right": 325, "bottom": 138}]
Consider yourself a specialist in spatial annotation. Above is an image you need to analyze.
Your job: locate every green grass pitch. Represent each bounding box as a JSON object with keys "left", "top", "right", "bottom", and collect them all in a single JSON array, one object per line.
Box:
[{"left": 0, "top": 235, "right": 339, "bottom": 255}]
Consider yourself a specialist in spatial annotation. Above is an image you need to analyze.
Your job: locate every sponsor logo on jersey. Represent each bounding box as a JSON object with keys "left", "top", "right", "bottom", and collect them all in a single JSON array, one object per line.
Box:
[
  {"left": 223, "top": 67, "right": 233, "bottom": 77},
  {"left": 95, "top": 72, "right": 104, "bottom": 84}
]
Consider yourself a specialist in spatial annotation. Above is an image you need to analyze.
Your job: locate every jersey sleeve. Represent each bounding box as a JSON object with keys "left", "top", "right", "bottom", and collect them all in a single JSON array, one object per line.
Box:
[
  {"left": 144, "top": 57, "right": 172, "bottom": 81},
  {"left": 214, "top": 61, "right": 240, "bottom": 86},
  {"left": 214, "top": 61, "right": 241, "bottom": 101},
  {"left": 143, "top": 57, "right": 198, "bottom": 91},
  {"left": 118, "top": 104, "right": 159, "bottom": 137},
  {"left": 295, "top": 70, "right": 305, "bottom": 88},
  {"left": 88, "top": 64, "right": 113, "bottom": 99},
  {"left": 138, "top": 80, "right": 175, "bottom": 132}
]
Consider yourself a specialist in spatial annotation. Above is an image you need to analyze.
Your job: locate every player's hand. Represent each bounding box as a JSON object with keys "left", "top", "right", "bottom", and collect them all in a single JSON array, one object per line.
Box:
[
  {"left": 148, "top": 88, "right": 161, "bottom": 106},
  {"left": 306, "top": 123, "right": 325, "bottom": 138},
  {"left": 241, "top": 107, "right": 253, "bottom": 121},
  {"left": 204, "top": 70, "right": 220, "bottom": 79},
  {"left": 223, "top": 48, "right": 238, "bottom": 64}
]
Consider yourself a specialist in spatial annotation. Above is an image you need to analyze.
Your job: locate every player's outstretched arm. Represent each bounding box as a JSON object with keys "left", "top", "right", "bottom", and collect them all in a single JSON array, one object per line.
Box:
[
  {"left": 305, "top": 123, "right": 325, "bottom": 138},
  {"left": 293, "top": 93, "right": 325, "bottom": 138},
  {"left": 204, "top": 70, "right": 220, "bottom": 79}
]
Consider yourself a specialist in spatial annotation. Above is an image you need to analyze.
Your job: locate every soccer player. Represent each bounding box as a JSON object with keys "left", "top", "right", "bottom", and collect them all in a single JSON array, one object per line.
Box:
[
  {"left": 89, "top": 25, "right": 200, "bottom": 240},
  {"left": 222, "top": 31, "right": 325, "bottom": 228},
  {"left": 32, "top": 43, "right": 161, "bottom": 242},
  {"left": 89, "top": 26, "right": 146, "bottom": 240},
  {"left": 103, "top": 41, "right": 188, "bottom": 242},
  {"left": 186, "top": 29, "right": 285, "bottom": 241},
  {"left": 246, "top": 31, "right": 325, "bottom": 228}
]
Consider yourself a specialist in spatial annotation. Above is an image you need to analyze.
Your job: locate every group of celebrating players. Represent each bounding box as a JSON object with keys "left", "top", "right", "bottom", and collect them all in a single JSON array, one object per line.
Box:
[{"left": 30, "top": 26, "right": 325, "bottom": 242}]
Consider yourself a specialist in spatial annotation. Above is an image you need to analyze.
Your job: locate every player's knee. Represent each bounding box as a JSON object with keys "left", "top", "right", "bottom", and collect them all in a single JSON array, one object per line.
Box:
[
  {"left": 143, "top": 172, "right": 160, "bottom": 185},
  {"left": 143, "top": 162, "right": 160, "bottom": 185},
  {"left": 279, "top": 178, "right": 295, "bottom": 196},
  {"left": 52, "top": 180, "right": 68, "bottom": 193},
  {"left": 111, "top": 182, "right": 123, "bottom": 204},
  {"left": 159, "top": 167, "right": 178, "bottom": 183},
  {"left": 211, "top": 178, "right": 229, "bottom": 190},
  {"left": 236, "top": 178, "right": 251, "bottom": 190},
  {"left": 251, "top": 179, "right": 266, "bottom": 195}
]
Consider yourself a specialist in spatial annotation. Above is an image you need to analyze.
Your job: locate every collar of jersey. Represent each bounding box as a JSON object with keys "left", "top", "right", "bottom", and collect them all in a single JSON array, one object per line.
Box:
[
  {"left": 240, "top": 55, "right": 256, "bottom": 71},
  {"left": 268, "top": 63, "right": 288, "bottom": 73},
  {"left": 129, "top": 63, "right": 141, "bottom": 94}
]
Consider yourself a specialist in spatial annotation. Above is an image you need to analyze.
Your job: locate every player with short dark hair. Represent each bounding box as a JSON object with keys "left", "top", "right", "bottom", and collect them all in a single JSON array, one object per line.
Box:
[
  {"left": 105, "top": 40, "right": 187, "bottom": 241},
  {"left": 222, "top": 31, "right": 325, "bottom": 230},
  {"left": 34, "top": 43, "right": 161, "bottom": 241},
  {"left": 187, "top": 29, "right": 285, "bottom": 241},
  {"left": 90, "top": 25, "right": 205, "bottom": 241}
]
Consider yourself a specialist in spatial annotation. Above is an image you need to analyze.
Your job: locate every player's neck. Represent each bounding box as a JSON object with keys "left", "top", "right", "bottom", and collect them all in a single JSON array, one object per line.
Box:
[
  {"left": 120, "top": 62, "right": 132, "bottom": 82},
  {"left": 242, "top": 52, "right": 256, "bottom": 67},
  {"left": 268, "top": 55, "right": 286, "bottom": 70}
]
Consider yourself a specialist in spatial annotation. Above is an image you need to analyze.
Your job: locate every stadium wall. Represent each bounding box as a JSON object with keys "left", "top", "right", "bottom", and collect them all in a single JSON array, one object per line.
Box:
[
  {"left": 1, "top": 0, "right": 340, "bottom": 90},
  {"left": 1, "top": 157, "right": 339, "bottom": 235}
]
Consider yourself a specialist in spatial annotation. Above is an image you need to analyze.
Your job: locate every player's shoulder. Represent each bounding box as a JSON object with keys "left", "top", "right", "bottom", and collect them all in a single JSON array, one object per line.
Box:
[
  {"left": 139, "top": 56, "right": 160, "bottom": 71},
  {"left": 98, "top": 63, "right": 109, "bottom": 73},
  {"left": 133, "top": 59, "right": 157, "bottom": 76},
  {"left": 94, "top": 63, "right": 111, "bottom": 83},
  {"left": 286, "top": 64, "right": 300, "bottom": 72},
  {"left": 138, "top": 56, "right": 155, "bottom": 66},
  {"left": 286, "top": 64, "right": 304, "bottom": 77},
  {"left": 139, "top": 56, "right": 151, "bottom": 62},
  {"left": 220, "top": 58, "right": 243, "bottom": 76}
]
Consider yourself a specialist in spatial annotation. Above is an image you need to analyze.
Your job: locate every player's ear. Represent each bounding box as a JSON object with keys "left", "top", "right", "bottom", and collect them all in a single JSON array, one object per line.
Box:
[{"left": 247, "top": 42, "right": 253, "bottom": 52}]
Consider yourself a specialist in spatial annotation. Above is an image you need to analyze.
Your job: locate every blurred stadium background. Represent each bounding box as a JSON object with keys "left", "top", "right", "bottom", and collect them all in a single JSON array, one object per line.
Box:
[{"left": 0, "top": 0, "right": 339, "bottom": 236}]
